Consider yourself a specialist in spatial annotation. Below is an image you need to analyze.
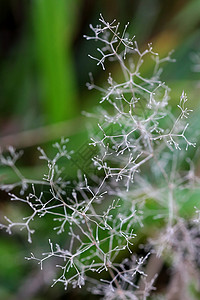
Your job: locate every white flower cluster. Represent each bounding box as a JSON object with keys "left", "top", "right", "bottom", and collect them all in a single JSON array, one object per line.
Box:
[{"left": 0, "top": 15, "right": 199, "bottom": 300}]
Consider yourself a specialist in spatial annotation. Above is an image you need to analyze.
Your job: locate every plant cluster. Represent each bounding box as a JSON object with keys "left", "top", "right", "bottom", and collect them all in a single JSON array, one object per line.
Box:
[{"left": 0, "top": 15, "right": 200, "bottom": 299}]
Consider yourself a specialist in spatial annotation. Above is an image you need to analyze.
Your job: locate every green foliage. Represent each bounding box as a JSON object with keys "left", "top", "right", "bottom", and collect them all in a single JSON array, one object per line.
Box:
[{"left": 33, "top": 0, "right": 78, "bottom": 124}]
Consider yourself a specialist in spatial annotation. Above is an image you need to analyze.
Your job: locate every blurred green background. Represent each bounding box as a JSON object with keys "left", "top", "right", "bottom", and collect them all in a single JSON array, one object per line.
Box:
[{"left": 0, "top": 0, "right": 200, "bottom": 299}]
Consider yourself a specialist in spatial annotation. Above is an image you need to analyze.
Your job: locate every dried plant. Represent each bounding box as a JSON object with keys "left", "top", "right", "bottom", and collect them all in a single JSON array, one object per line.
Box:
[{"left": 0, "top": 15, "right": 200, "bottom": 299}]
